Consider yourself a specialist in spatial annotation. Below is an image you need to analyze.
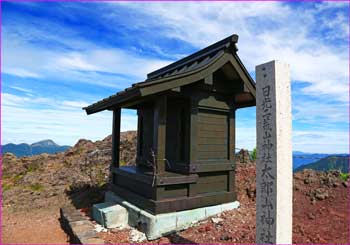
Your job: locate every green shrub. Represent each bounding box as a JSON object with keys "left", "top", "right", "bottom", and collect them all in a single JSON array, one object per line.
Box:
[
  {"left": 250, "top": 147, "right": 257, "bottom": 161},
  {"left": 340, "top": 172, "right": 349, "bottom": 182}
]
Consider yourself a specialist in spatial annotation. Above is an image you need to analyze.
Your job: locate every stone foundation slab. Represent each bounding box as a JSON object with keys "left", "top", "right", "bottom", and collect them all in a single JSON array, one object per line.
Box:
[{"left": 101, "top": 191, "right": 240, "bottom": 240}]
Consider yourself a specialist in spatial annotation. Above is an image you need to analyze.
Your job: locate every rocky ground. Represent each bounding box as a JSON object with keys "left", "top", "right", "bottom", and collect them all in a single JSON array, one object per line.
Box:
[
  {"left": 2, "top": 131, "right": 136, "bottom": 212},
  {"left": 292, "top": 169, "right": 349, "bottom": 244},
  {"left": 2, "top": 133, "right": 349, "bottom": 244},
  {"left": 98, "top": 161, "right": 349, "bottom": 244},
  {"left": 1, "top": 131, "right": 136, "bottom": 244}
]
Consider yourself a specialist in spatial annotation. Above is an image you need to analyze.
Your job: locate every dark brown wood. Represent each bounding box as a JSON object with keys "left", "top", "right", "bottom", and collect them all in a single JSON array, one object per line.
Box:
[
  {"left": 84, "top": 35, "right": 257, "bottom": 214},
  {"left": 111, "top": 166, "right": 153, "bottom": 184},
  {"left": 165, "top": 161, "right": 235, "bottom": 174},
  {"left": 153, "top": 95, "right": 167, "bottom": 174},
  {"left": 111, "top": 166, "right": 198, "bottom": 186},
  {"left": 234, "top": 92, "right": 255, "bottom": 108},
  {"left": 115, "top": 174, "right": 154, "bottom": 199},
  {"left": 112, "top": 108, "right": 121, "bottom": 167},
  {"left": 191, "top": 161, "right": 235, "bottom": 173},
  {"left": 189, "top": 99, "right": 198, "bottom": 163},
  {"left": 228, "top": 170, "right": 235, "bottom": 192},
  {"left": 229, "top": 106, "right": 235, "bottom": 161},
  {"left": 156, "top": 174, "right": 198, "bottom": 186},
  {"left": 157, "top": 185, "right": 188, "bottom": 199},
  {"left": 194, "top": 171, "right": 228, "bottom": 194},
  {"left": 110, "top": 184, "right": 156, "bottom": 213},
  {"left": 136, "top": 105, "right": 154, "bottom": 168},
  {"left": 147, "top": 34, "right": 238, "bottom": 80},
  {"left": 153, "top": 191, "right": 236, "bottom": 214},
  {"left": 165, "top": 98, "right": 189, "bottom": 165},
  {"left": 188, "top": 183, "right": 197, "bottom": 197},
  {"left": 110, "top": 183, "right": 236, "bottom": 214},
  {"left": 137, "top": 111, "right": 142, "bottom": 157},
  {"left": 84, "top": 35, "right": 256, "bottom": 114},
  {"left": 204, "top": 74, "right": 213, "bottom": 85}
]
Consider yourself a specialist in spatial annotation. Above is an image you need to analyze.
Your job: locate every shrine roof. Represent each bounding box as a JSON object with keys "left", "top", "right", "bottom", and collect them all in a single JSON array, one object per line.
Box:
[{"left": 84, "top": 34, "right": 255, "bottom": 114}]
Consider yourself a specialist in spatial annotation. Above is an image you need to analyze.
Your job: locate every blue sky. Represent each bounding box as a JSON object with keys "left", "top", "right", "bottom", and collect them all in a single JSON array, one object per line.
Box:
[{"left": 1, "top": 1, "right": 349, "bottom": 153}]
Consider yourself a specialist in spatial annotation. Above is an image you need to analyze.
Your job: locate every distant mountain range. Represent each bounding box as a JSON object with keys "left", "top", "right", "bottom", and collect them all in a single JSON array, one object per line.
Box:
[
  {"left": 293, "top": 152, "right": 330, "bottom": 169},
  {"left": 2, "top": 141, "right": 349, "bottom": 173},
  {"left": 293, "top": 151, "right": 349, "bottom": 171},
  {"left": 295, "top": 155, "right": 349, "bottom": 173},
  {"left": 2, "top": 140, "right": 71, "bottom": 157}
]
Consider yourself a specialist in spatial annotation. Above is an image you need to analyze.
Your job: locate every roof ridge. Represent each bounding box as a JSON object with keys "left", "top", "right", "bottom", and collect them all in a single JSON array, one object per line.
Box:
[{"left": 146, "top": 34, "right": 238, "bottom": 80}]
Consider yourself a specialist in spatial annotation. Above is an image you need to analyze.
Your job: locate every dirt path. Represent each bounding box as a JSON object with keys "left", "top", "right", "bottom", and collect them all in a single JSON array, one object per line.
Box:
[{"left": 2, "top": 207, "right": 69, "bottom": 244}]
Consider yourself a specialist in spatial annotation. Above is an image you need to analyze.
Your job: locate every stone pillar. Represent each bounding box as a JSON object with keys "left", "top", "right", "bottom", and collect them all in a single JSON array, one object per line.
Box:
[{"left": 255, "top": 60, "right": 292, "bottom": 244}]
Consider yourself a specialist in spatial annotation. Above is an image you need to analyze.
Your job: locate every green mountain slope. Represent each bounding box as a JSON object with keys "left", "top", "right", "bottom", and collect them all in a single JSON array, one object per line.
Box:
[
  {"left": 295, "top": 155, "right": 349, "bottom": 172},
  {"left": 2, "top": 140, "right": 70, "bottom": 157}
]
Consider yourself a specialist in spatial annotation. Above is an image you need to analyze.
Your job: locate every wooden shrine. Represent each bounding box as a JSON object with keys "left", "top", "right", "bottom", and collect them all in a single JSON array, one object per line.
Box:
[{"left": 84, "top": 34, "right": 256, "bottom": 214}]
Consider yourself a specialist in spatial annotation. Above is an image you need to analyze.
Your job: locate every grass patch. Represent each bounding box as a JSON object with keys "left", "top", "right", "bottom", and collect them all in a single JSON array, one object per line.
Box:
[
  {"left": 26, "top": 161, "right": 41, "bottom": 173},
  {"left": 98, "top": 181, "right": 106, "bottom": 188},
  {"left": 13, "top": 174, "right": 24, "bottom": 184},
  {"left": 63, "top": 159, "right": 71, "bottom": 167},
  {"left": 2, "top": 183, "right": 12, "bottom": 192},
  {"left": 75, "top": 147, "right": 85, "bottom": 155},
  {"left": 96, "top": 168, "right": 106, "bottom": 187},
  {"left": 2, "top": 175, "right": 11, "bottom": 180},
  {"left": 29, "top": 183, "right": 44, "bottom": 192},
  {"left": 340, "top": 172, "right": 349, "bottom": 182}
]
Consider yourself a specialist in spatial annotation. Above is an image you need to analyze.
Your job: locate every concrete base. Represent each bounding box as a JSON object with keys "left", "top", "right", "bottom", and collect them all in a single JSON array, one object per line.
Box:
[
  {"left": 92, "top": 202, "right": 128, "bottom": 228},
  {"left": 103, "top": 191, "right": 240, "bottom": 240}
]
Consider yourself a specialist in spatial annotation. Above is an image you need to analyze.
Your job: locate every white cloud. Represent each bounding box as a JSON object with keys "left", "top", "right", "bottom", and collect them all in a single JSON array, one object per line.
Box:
[
  {"left": 57, "top": 53, "right": 99, "bottom": 71},
  {"left": 108, "top": 2, "right": 349, "bottom": 153},
  {"left": 54, "top": 48, "right": 171, "bottom": 79},
  {"left": 2, "top": 92, "right": 29, "bottom": 106},
  {"left": 315, "top": 2, "right": 349, "bottom": 11},
  {"left": 4, "top": 68, "right": 41, "bottom": 78},
  {"left": 236, "top": 126, "right": 256, "bottom": 151},
  {"left": 293, "top": 99, "right": 348, "bottom": 124},
  {"left": 113, "top": 2, "right": 290, "bottom": 46},
  {"left": 111, "top": 2, "right": 348, "bottom": 102},
  {"left": 293, "top": 130, "right": 348, "bottom": 154},
  {"left": 2, "top": 2, "right": 348, "bottom": 153},
  {"left": 3, "top": 92, "right": 63, "bottom": 108},
  {"left": 61, "top": 100, "right": 89, "bottom": 108},
  {"left": 1, "top": 93, "right": 137, "bottom": 145},
  {"left": 236, "top": 124, "right": 349, "bottom": 154},
  {"left": 2, "top": 27, "right": 172, "bottom": 88},
  {"left": 9, "top": 86, "right": 33, "bottom": 93}
]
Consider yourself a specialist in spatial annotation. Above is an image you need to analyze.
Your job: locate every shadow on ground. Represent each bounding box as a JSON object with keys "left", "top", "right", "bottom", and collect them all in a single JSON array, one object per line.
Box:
[
  {"left": 65, "top": 183, "right": 106, "bottom": 209},
  {"left": 165, "top": 233, "right": 197, "bottom": 244}
]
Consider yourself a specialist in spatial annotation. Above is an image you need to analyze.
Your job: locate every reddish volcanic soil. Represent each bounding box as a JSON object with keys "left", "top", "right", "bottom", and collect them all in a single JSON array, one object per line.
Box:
[
  {"left": 100, "top": 163, "right": 350, "bottom": 244},
  {"left": 2, "top": 154, "right": 349, "bottom": 244},
  {"left": 2, "top": 207, "right": 69, "bottom": 244},
  {"left": 292, "top": 170, "right": 349, "bottom": 244}
]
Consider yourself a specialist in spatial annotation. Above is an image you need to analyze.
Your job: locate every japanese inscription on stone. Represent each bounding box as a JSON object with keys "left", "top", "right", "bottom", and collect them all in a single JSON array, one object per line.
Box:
[
  {"left": 256, "top": 60, "right": 292, "bottom": 244},
  {"left": 258, "top": 83, "right": 275, "bottom": 243}
]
